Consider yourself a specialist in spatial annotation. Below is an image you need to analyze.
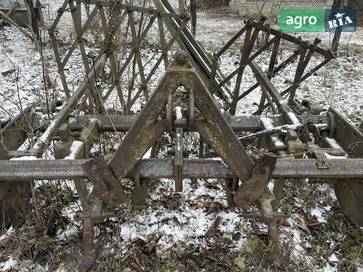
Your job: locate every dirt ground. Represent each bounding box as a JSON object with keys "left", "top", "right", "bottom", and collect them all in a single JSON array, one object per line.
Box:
[{"left": 0, "top": 5, "right": 362, "bottom": 272}]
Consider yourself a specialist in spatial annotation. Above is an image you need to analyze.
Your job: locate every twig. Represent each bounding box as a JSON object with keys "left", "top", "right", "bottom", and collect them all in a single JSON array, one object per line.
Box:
[
  {"left": 205, "top": 216, "right": 222, "bottom": 238},
  {"left": 24, "top": 1, "right": 54, "bottom": 119}
]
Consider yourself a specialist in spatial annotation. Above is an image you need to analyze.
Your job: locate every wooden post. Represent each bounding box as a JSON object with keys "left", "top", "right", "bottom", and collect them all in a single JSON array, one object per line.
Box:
[
  {"left": 25, "top": 0, "right": 40, "bottom": 39},
  {"left": 331, "top": 0, "right": 349, "bottom": 52},
  {"left": 190, "top": 0, "right": 197, "bottom": 36}
]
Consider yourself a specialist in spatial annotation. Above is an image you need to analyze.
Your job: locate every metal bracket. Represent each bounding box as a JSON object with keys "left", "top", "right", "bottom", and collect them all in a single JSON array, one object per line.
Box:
[
  {"left": 314, "top": 150, "right": 331, "bottom": 170},
  {"left": 83, "top": 157, "right": 129, "bottom": 205},
  {"left": 234, "top": 155, "right": 276, "bottom": 208}
]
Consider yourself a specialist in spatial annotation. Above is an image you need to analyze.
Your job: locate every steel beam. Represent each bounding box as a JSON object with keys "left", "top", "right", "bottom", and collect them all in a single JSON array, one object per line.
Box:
[
  {"left": 66, "top": 114, "right": 328, "bottom": 135},
  {"left": 328, "top": 108, "right": 363, "bottom": 156},
  {"left": 70, "top": 114, "right": 325, "bottom": 132},
  {"left": 0, "top": 160, "right": 87, "bottom": 180},
  {"left": 1, "top": 158, "right": 363, "bottom": 181}
]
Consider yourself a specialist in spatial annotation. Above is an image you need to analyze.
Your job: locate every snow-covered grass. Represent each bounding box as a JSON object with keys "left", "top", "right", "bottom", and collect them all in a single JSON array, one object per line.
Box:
[{"left": 0, "top": 5, "right": 362, "bottom": 272}]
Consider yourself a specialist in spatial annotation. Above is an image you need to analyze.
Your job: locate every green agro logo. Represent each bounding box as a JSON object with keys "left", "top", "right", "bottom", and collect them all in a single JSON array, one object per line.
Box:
[{"left": 279, "top": 8, "right": 356, "bottom": 32}]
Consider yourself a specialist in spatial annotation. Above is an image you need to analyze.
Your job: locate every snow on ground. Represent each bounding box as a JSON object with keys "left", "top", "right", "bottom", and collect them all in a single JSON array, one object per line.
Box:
[
  {"left": 0, "top": 28, "right": 43, "bottom": 122},
  {"left": 114, "top": 178, "right": 247, "bottom": 255},
  {"left": 0, "top": 5, "right": 362, "bottom": 272}
]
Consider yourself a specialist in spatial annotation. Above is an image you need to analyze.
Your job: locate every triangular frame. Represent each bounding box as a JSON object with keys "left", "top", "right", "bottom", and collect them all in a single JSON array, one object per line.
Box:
[{"left": 83, "top": 54, "right": 273, "bottom": 207}]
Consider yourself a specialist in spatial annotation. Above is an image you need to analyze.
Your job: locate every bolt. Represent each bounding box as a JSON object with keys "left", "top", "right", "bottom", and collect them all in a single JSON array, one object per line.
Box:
[{"left": 175, "top": 51, "right": 188, "bottom": 65}]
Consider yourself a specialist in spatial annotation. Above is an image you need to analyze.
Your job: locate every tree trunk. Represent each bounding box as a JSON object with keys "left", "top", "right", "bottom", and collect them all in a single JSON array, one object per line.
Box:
[{"left": 25, "top": 0, "right": 39, "bottom": 39}]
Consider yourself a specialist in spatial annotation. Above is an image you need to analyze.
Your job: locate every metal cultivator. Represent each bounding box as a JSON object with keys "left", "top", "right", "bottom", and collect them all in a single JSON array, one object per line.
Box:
[{"left": 0, "top": 0, "right": 362, "bottom": 268}]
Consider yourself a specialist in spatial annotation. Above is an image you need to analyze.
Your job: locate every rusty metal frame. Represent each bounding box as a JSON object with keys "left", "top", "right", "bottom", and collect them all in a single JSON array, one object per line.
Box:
[
  {"left": 49, "top": 0, "right": 191, "bottom": 114},
  {"left": 207, "top": 18, "right": 335, "bottom": 114},
  {"left": 48, "top": 0, "right": 336, "bottom": 117},
  {"left": 2, "top": 55, "right": 362, "bottom": 207},
  {"left": 1, "top": 1, "right": 362, "bottom": 268}
]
